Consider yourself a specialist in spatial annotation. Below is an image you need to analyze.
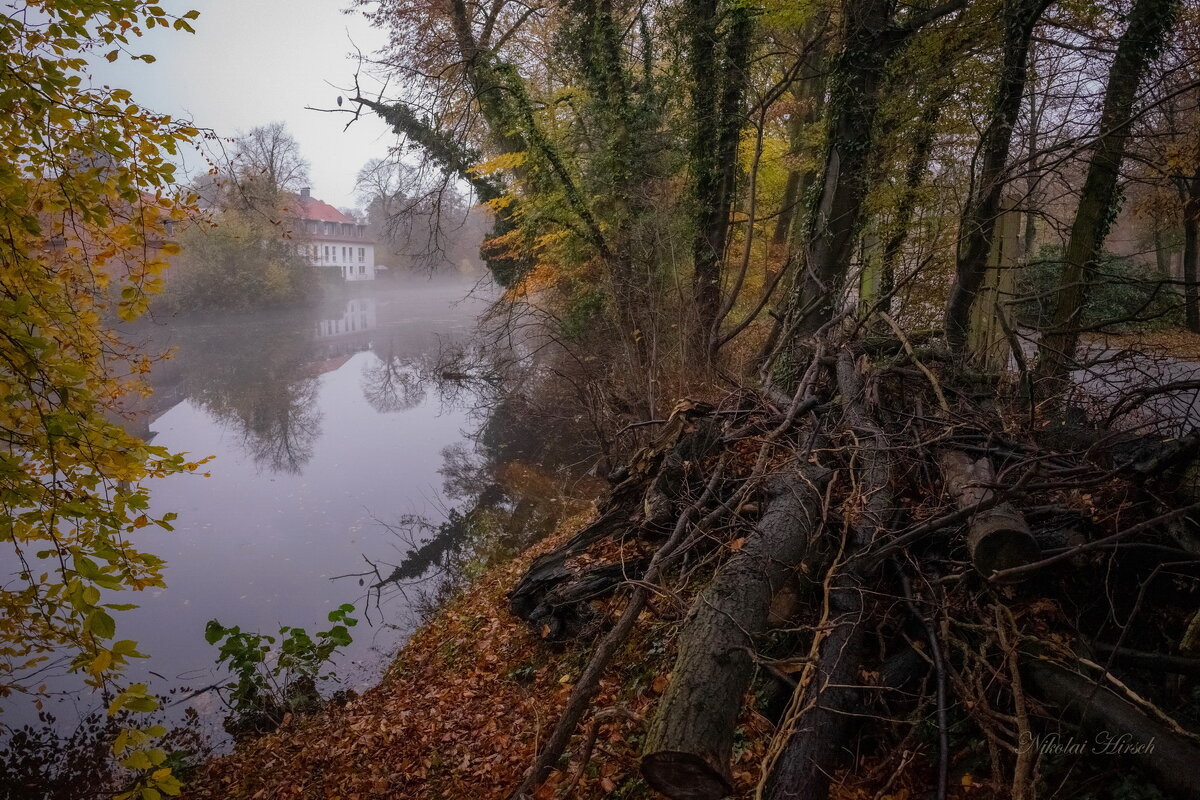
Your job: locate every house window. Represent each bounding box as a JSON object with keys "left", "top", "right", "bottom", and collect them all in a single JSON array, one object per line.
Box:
[
  {"left": 358, "top": 248, "right": 365, "bottom": 262},
  {"left": 359, "top": 264, "right": 365, "bottom": 275},
  {"left": 324, "top": 245, "right": 330, "bottom": 261}
]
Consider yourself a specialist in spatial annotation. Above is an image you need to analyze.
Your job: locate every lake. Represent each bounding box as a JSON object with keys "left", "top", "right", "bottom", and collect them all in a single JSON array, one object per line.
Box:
[{"left": 5, "top": 280, "right": 505, "bottom": 735}]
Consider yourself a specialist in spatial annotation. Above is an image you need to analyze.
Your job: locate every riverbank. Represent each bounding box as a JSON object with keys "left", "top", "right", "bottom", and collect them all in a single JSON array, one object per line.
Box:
[
  {"left": 179, "top": 495, "right": 768, "bottom": 800},
  {"left": 1082, "top": 327, "right": 1200, "bottom": 360},
  {"left": 180, "top": 507, "right": 578, "bottom": 798}
]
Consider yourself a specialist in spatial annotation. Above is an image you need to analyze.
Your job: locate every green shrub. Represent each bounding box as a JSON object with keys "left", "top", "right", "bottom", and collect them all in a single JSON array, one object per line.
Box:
[
  {"left": 1017, "top": 245, "right": 1182, "bottom": 332},
  {"left": 204, "top": 604, "right": 357, "bottom": 739}
]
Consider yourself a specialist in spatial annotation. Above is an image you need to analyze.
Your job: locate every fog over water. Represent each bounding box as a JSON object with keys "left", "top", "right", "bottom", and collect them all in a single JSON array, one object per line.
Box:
[{"left": 10, "top": 279, "right": 493, "bottom": 732}]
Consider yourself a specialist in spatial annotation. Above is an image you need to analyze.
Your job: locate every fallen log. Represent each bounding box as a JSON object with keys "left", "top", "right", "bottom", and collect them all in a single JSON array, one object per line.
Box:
[
  {"left": 762, "top": 570, "right": 872, "bottom": 800},
  {"left": 764, "top": 350, "right": 894, "bottom": 800},
  {"left": 936, "top": 449, "right": 1040, "bottom": 580},
  {"left": 641, "top": 466, "right": 828, "bottom": 800},
  {"left": 1024, "top": 655, "right": 1200, "bottom": 800}
]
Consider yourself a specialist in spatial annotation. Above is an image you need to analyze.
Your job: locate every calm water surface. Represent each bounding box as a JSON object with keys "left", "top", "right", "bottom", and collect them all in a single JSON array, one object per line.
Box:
[{"left": 13, "top": 281, "right": 492, "bottom": 730}]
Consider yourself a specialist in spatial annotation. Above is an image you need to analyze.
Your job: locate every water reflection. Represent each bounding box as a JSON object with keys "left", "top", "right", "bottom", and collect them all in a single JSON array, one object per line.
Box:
[
  {"left": 3, "top": 282, "right": 489, "bottom": 735},
  {"left": 367, "top": 389, "right": 605, "bottom": 609},
  {"left": 180, "top": 315, "right": 325, "bottom": 474},
  {"left": 136, "top": 289, "right": 471, "bottom": 473},
  {"left": 2, "top": 279, "right": 603, "bottom": 768}
]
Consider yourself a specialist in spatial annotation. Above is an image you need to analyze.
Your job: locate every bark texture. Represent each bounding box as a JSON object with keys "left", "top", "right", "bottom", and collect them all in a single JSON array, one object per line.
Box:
[{"left": 641, "top": 468, "right": 827, "bottom": 800}]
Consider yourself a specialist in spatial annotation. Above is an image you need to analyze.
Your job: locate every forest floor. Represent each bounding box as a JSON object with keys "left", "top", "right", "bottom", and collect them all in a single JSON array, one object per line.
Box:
[
  {"left": 178, "top": 504, "right": 778, "bottom": 800},
  {"left": 1083, "top": 327, "right": 1200, "bottom": 360}
]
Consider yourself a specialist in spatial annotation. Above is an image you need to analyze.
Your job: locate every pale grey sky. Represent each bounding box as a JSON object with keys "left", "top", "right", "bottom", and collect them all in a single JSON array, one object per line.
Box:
[{"left": 91, "top": 0, "right": 396, "bottom": 208}]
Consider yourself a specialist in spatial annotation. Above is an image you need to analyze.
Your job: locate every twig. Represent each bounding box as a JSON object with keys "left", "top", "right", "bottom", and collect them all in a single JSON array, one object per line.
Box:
[{"left": 878, "top": 311, "right": 950, "bottom": 413}]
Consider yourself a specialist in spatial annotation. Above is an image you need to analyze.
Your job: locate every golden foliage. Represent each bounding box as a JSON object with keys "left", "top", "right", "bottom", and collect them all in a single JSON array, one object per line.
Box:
[{"left": 1, "top": 3, "right": 205, "bottom": 796}]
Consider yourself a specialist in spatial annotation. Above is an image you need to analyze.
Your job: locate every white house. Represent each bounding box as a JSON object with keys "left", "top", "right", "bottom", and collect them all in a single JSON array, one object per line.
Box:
[{"left": 288, "top": 188, "right": 377, "bottom": 281}]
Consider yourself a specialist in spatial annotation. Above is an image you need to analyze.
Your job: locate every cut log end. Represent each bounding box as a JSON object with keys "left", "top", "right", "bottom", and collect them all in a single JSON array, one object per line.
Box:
[
  {"left": 970, "top": 509, "right": 1041, "bottom": 581},
  {"left": 641, "top": 751, "right": 733, "bottom": 800}
]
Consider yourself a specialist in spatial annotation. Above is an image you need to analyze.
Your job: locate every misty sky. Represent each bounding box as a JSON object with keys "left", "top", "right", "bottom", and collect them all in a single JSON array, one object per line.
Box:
[{"left": 91, "top": 0, "right": 397, "bottom": 208}]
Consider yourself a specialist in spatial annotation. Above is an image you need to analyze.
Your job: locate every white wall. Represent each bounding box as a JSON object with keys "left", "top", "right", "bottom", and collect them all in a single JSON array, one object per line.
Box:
[{"left": 299, "top": 240, "right": 376, "bottom": 281}]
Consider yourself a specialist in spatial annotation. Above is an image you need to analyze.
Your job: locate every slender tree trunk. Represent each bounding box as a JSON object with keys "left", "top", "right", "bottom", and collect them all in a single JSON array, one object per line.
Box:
[
  {"left": 771, "top": 67, "right": 829, "bottom": 251},
  {"left": 772, "top": 160, "right": 803, "bottom": 253},
  {"left": 764, "top": 69, "right": 828, "bottom": 301},
  {"left": 1023, "top": 203, "right": 1038, "bottom": 262},
  {"left": 1023, "top": 81, "right": 1044, "bottom": 263},
  {"left": 944, "top": 0, "right": 1050, "bottom": 354},
  {"left": 1035, "top": 0, "right": 1181, "bottom": 390},
  {"left": 1182, "top": 178, "right": 1200, "bottom": 333},
  {"left": 878, "top": 98, "right": 945, "bottom": 309}
]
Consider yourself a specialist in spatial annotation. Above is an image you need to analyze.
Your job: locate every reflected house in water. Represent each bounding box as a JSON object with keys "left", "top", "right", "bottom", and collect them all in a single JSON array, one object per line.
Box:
[
  {"left": 308, "top": 297, "right": 380, "bottom": 375},
  {"left": 316, "top": 297, "right": 377, "bottom": 341},
  {"left": 288, "top": 188, "right": 379, "bottom": 281}
]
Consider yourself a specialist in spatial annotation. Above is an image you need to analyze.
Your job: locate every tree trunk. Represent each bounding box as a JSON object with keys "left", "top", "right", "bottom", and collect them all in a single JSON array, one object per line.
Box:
[
  {"left": 1182, "top": 177, "right": 1200, "bottom": 333},
  {"left": 944, "top": 0, "right": 1049, "bottom": 354},
  {"left": 792, "top": 0, "right": 896, "bottom": 339},
  {"left": 1035, "top": 0, "right": 1181, "bottom": 391},
  {"left": 687, "top": 0, "right": 753, "bottom": 356},
  {"left": 878, "top": 97, "right": 945, "bottom": 310},
  {"left": 771, "top": 66, "right": 829, "bottom": 253},
  {"left": 765, "top": 65, "right": 829, "bottom": 301},
  {"left": 641, "top": 467, "right": 827, "bottom": 800}
]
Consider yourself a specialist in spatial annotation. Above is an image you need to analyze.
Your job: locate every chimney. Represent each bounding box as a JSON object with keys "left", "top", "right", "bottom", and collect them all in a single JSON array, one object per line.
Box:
[{"left": 299, "top": 187, "right": 310, "bottom": 199}]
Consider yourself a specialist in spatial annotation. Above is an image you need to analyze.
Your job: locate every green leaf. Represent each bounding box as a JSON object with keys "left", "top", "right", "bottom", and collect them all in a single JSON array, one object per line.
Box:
[{"left": 88, "top": 610, "right": 116, "bottom": 639}]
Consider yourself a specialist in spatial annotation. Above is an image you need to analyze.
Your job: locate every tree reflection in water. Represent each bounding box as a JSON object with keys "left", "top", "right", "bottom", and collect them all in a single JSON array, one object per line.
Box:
[
  {"left": 357, "top": 388, "right": 605, "bottom": 617},
  {"left": 171, "top": 309, "right": 326, "bottom": 474},
  {"left": 360, "top": 350, "right": 427, "bottom": 413}
]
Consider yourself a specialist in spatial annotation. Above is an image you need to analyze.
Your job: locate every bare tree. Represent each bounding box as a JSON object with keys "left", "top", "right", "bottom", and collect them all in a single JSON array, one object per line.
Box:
[{"left": 232, "top": 121, "right": 312, "bottom": 199}]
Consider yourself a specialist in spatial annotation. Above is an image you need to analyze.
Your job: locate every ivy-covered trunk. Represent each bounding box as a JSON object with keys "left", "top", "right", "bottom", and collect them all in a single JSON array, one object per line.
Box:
[
  {"left": 1035, "top": 0, "right": 1181, "bottom": 391},
  {"left": 791, "top": 0, "right": 895, "bottom": 340},
  {"left": 685, "top": 0, "right": 753, "bottom": 361}
]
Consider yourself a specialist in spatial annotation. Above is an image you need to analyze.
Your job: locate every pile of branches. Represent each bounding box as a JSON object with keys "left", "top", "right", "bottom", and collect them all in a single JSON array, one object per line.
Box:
[{"left": 505, "top": 333, "right": 1200, "bottom": 800}]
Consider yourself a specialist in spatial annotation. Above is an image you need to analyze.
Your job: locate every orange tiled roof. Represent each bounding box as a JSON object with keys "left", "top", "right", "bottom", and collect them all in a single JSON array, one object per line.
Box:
[{"left": 284, "top": 193, "right": 357, "bottom": 224}]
